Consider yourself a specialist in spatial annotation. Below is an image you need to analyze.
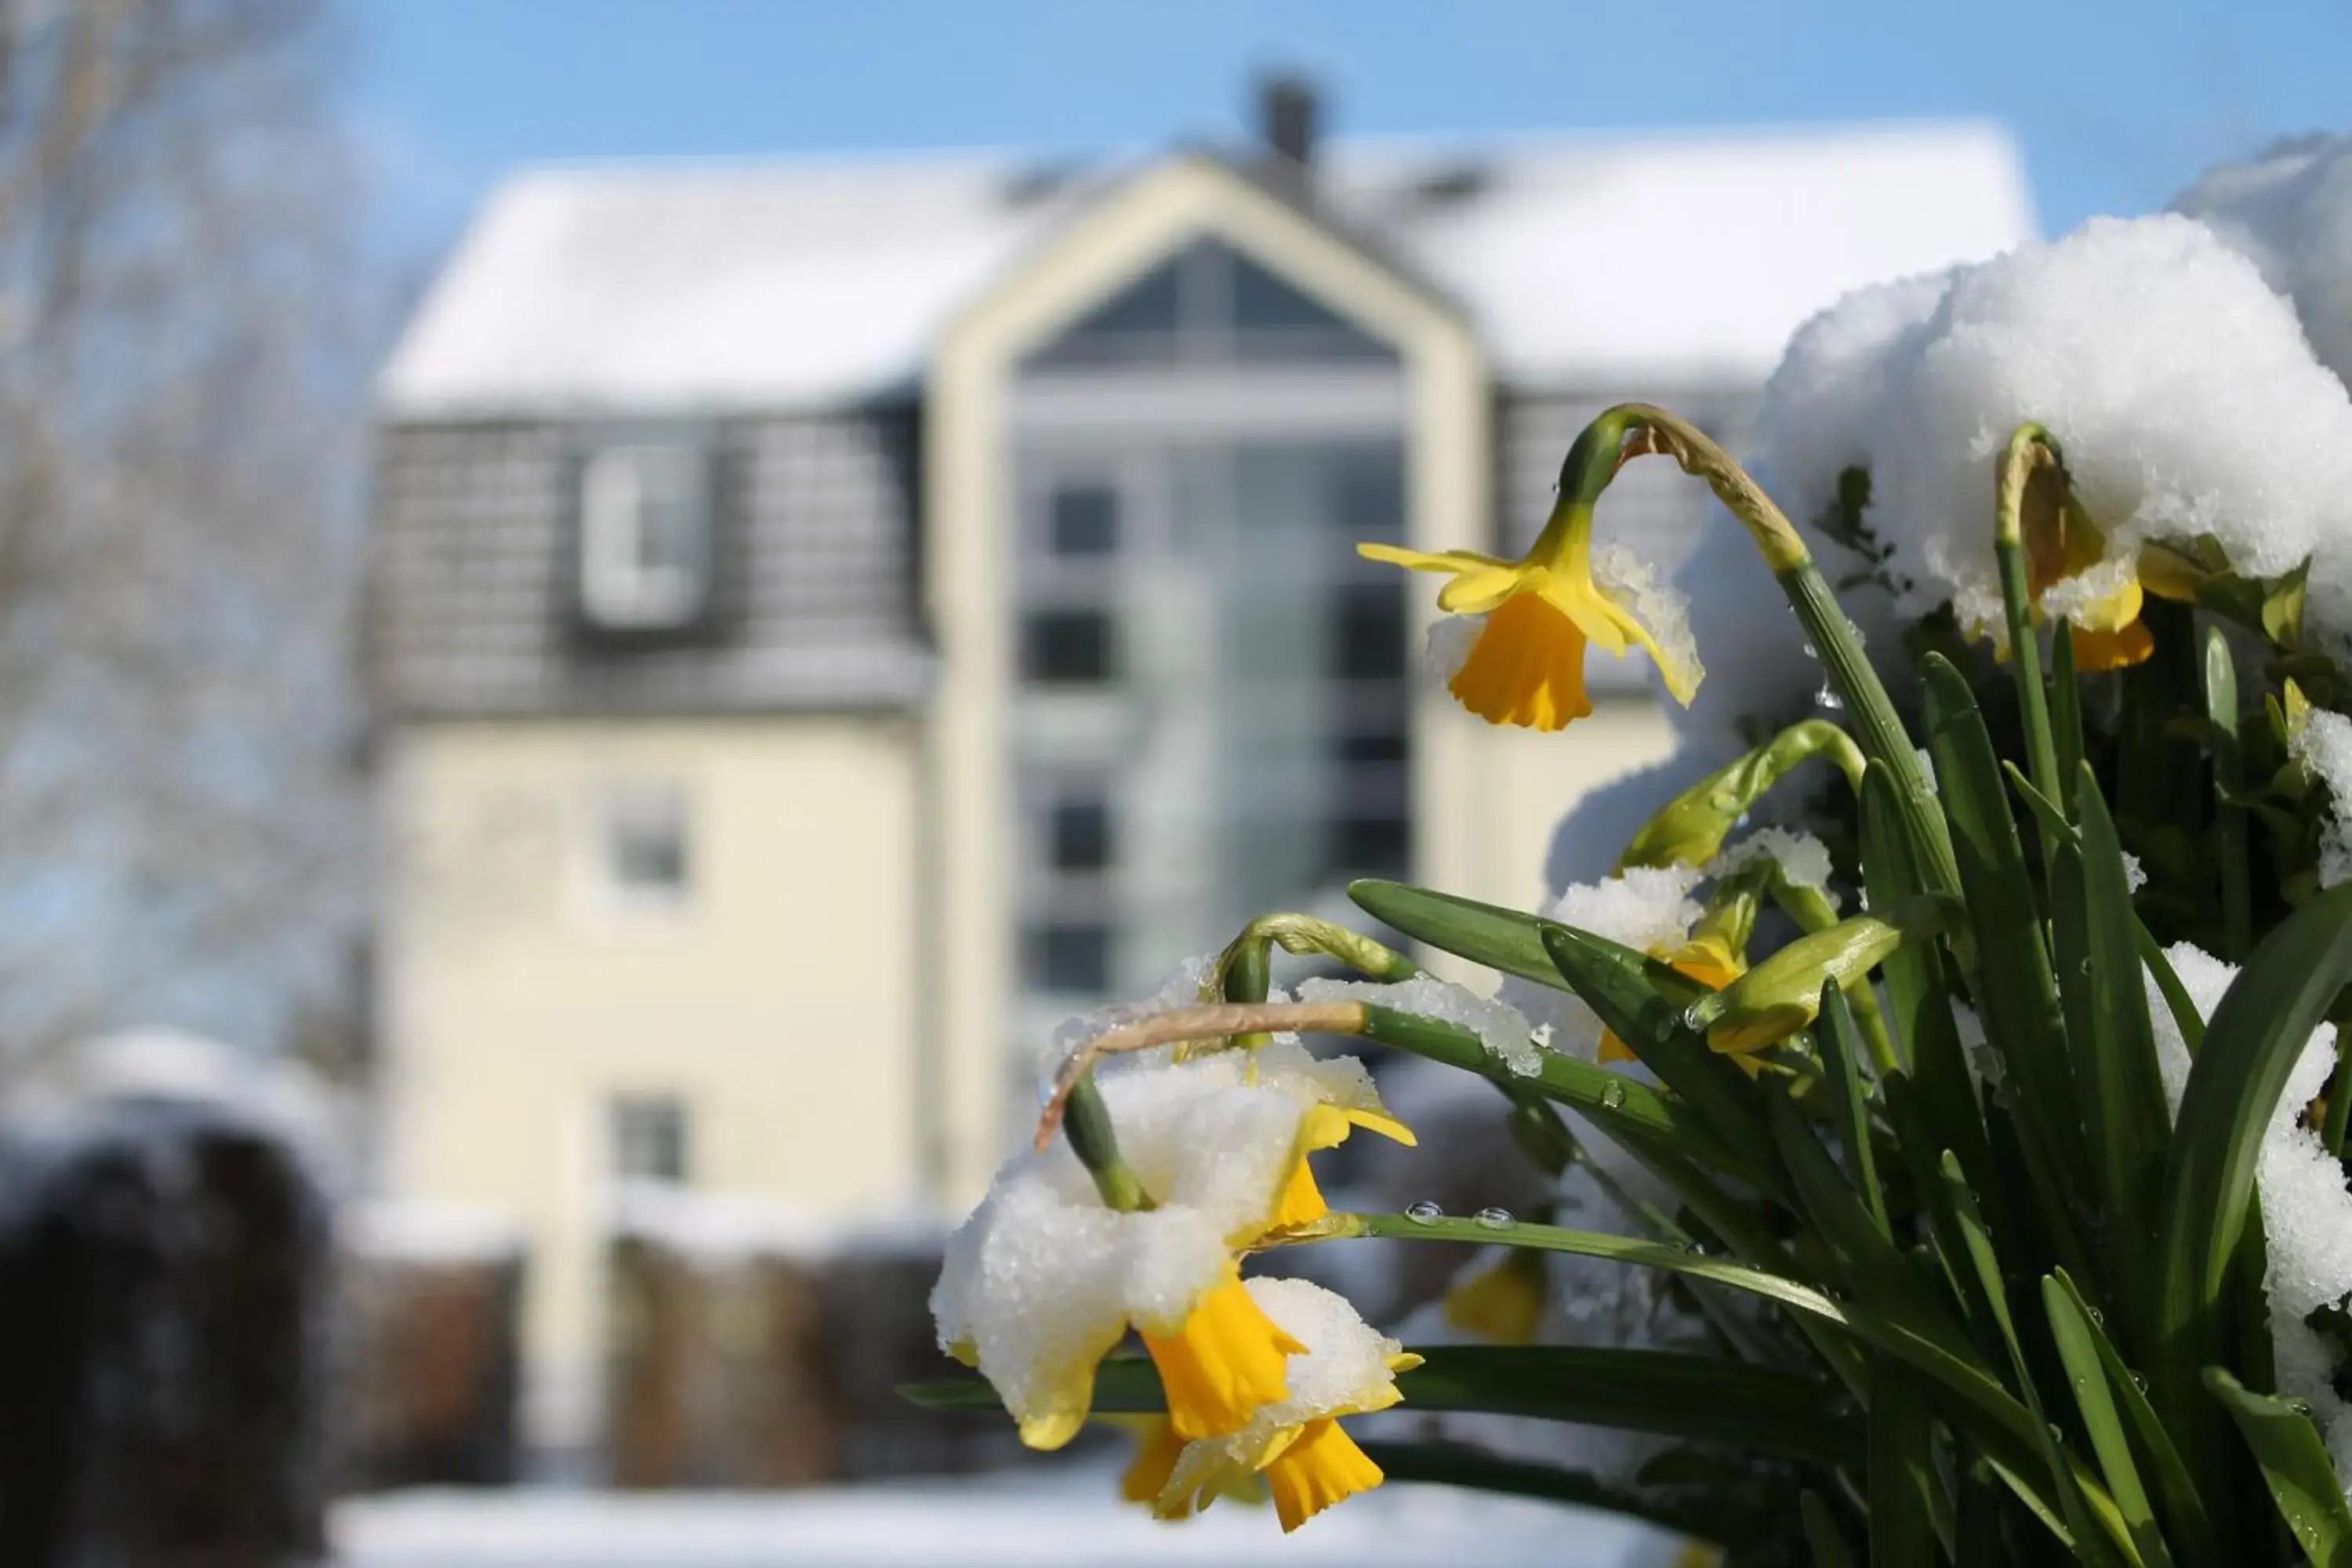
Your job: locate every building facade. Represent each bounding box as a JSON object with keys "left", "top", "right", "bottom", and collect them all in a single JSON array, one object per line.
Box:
[{"left": 369, "top": 103, "right": 2034, "bottom": 1438}]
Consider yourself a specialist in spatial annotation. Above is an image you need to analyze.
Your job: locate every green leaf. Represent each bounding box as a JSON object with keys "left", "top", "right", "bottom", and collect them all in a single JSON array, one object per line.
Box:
[
  {"left": 1936, "top": 1150, "right": 2112, "bottom": 1563},
  {"left": 1802, "top": 1490, "right": 1860, "bottom": 1568},
  {"left": 2074, "top": 773, "right": 2176, "bottom": 1359},
  {"left": 2205, "top": 628, "right": 2252, "bottom": 960},
  {"left": 1352, "top": 1210, "right": 1846, "bottom": 1324},
  {"left": 903, "top": 1345, "right": 1860, "bottom": 1464},
  {"left": 2053, "top": 619, "right": 2088, "bottom": 797},
  {"left": 1921, "top": 653, "right": 2096, "bottom": 1284},
  {"left": 1537, "top": 921, "right": 1787, "bottom": 1191},
  {"left": 2205, "top": 1367, "right": 2352, "bottom": 1567},
  {"left": 2007, "top": 758, "right": 2082, "bottom": 850},
  {"left": 2049, "top": 1269, "right": 2223, "bottom": 1568},
  {"left": 2044, "top": 1276, "right": 2174, "bottom": 1568},
  {"left": 1862, "top": 764, "right": 1994, "bottom": 1199},
  {"left": 1348, "top": 877, "right": 1689, "bottom": 997},
  {"left": 1357, "top": 1004, "right": 1754, "bottom": 1185},
  {"left": 2154, "top": 884, "right": 2352, "bottom": 1484},
  {"left": 2263, "top": 560, "right": 2310, "bottom": 650},
  {"left": 1816, "top": 982, "right": 1889, "bottom": 1236},
  {"left": 1868, "top": 1355, "right": 1944, "bottom": 1568}
]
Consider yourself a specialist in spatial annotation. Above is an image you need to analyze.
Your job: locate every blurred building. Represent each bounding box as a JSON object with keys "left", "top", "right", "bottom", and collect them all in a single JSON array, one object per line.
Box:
[{"left": 367, "top": 85, "right": 2033, "bottom": 1439}]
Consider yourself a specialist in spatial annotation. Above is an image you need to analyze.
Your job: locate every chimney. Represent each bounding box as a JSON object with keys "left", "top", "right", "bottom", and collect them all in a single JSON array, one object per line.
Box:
[{"left": 1258, "top": 73, "right": 1319, "bottom": 169}]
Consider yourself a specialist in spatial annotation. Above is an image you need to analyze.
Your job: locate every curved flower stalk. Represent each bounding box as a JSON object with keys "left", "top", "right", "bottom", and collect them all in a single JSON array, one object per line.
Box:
[
  {"left": 1151, "top": 1278, "right": 1422, "bottom": 1533},
  {"left": 932, "top": 1039, "right": 1410, "bottom": 1449}
]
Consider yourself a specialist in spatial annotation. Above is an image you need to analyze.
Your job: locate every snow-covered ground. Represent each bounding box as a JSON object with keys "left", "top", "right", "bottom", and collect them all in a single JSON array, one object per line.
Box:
[{"left": 334, "top": 1463, "right": 1681, "bottom": 1567}]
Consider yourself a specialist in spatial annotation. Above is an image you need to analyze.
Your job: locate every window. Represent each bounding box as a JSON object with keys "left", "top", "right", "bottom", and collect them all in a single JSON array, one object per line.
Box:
[
  {"left": 1025, "top": 239, "right": 1394, "bottom": 369},
  {"left": 1330, "top": 582, "right": 1407, "bottom": 681},
  {"left": 594, "top": 786, "right": 691, "bottom": 910},
  {"left": 1048, "top": 484, "right": 1120, "bottom": 557},
  {"left": 578, "top": 442, "right": 713, "bottom": 631},
  {"left": 1023, "top": 608, "right": 1118, "bottom": 684},
  {"left": 1026, "top": 923, "right": 1112, "bottom": 993},
  {"left": 1329, "top": 816, "right": 1410, "bottom": 877},
  {"left": 1050, "top": 795, "right": 1112, "bottom": 872},
  {"left": 610, "top": 1094, "right": 689, "bottom": 1184}
]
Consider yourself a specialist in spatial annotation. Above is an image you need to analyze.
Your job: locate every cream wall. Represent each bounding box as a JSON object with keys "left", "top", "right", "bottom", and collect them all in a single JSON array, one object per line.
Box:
[
  {"left": 379, "top": 713, "right": 923, "bottom": 1434},
  {"left": 1432, "top": 696, "right": 1682, "bottom": 917}
]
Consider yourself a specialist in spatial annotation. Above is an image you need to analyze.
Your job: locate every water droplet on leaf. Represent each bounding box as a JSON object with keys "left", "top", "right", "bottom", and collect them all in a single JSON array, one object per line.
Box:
[
  {"left": 1474, "top": 1207, "right": 1515, "bottom": 1231},
  {"left": 1599, "top": 1080, "right": 1628, "bottom": 1110},
  {"left": 1403, "top": 1201, "right": 1443, "bottom": 1225}
]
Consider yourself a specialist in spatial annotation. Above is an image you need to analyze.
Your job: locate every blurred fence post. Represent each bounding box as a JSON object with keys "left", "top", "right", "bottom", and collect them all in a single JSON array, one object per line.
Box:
[
  {"left": 336, "top": 1202, "right": 526, "bottom": 1490},
  {"left": 0, "top": 1099, "right": 330, "bottom": 1566}
]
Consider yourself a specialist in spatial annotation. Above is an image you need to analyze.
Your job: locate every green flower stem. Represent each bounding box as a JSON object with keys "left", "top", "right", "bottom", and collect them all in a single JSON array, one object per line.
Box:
[
  {"left": 1996, "top": 425, "right": 2067, "bottom": 815},
  {"left": 1780, "top": 561, "right": 1962, "bottom": 900},
  {"left": 1215, "top": 913, "right": 1417, "bottom": 1048},
  {"left": 1618, "top": 718, "right": 1867, "bottom": 871},
  {"left": 1559, "top": 402, "right": 1958, "bottom": 898}
]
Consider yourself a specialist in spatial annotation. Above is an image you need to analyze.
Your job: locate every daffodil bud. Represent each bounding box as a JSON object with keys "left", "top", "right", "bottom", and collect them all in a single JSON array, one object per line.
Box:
[
  {"left": 1618, "top": 720, "right": 1867, "bottom": 871},
  {"left": 1062, "top": 1073, "right": 1152, "bottom": 1212},
  {"left": 1686, "top": 894, "right": 1958, "bottom": 1054}
]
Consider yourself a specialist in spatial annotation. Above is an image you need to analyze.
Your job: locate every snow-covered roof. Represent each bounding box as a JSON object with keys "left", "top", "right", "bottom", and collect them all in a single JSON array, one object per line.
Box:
[{"left": 379, "top": 122, "right": 2034, "bottom": 417}]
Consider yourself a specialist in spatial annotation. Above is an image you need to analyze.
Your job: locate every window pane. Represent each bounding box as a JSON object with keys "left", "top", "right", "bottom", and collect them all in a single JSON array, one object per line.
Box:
[
  {"left": 1026, "top": 924, "right": 1112, "bottom": 993},
  {"left": 609, "top": 1094, "right": 689, "bottom": 1184},
  {"left": 1330, "top": 581, "right": 1406, "bottom": 681},
  {"left": 601, "top": 787, "right": 691, "bottom": 904},
  {"left": 1328, "top": 816, "right": 1410, "bottom": 878},
  {"left": 1023, "top": 608, "right": 1117, "bottom": 684},
  {"left": 579, "top": 442, "right": 710, "bottom": 631},
  {"left": 1048, "top": 485, "right": 1119, "bottom": 556},
  {"left": 1051, "top": 797, "right": 1112, "bottom": 871}
]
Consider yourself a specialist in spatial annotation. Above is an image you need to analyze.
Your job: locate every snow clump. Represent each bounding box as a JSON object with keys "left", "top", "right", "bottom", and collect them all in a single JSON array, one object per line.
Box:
[
  {"left": 1755, "top": 215, "right": 2352, "bottom": 647},
  {"left": 2143, "top": 942, "right": 2352, "bottom": 1438}
]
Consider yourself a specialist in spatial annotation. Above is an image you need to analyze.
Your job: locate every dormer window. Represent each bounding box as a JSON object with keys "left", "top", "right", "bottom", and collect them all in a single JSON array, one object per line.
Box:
[{"left": 576, "top": 441, "right": 713, "bottom": 633}]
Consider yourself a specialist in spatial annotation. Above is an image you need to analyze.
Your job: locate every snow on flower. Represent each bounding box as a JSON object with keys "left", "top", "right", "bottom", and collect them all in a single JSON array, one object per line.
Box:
[
  {"left": 2292, "top": 706, "right": 2352, "bottom": 889},
  {"left": 1152, "top": 1277, "right": 1421, "bottom": 1534},
  {"left": 930, "top": 1039, "right": 1408, "bottom": 1450},
  {"left": 1755, "top": 216, "right": 2352, "bottom": 655},
  {"left": 1498, "top": 864, "right": 1709, "bottom": 1064},
  {"left": 1294, "top": 973, "right": 1545, "bottom": 1077},
  {"left": 2143, "top": 942, "right": 2352, "bottom": 1437}
]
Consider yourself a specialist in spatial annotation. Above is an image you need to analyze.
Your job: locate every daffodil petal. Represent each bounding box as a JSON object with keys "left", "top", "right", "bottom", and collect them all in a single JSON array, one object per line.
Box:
[
  {"left": 1343, "top": 1108, "right": 1417, "bottom": 1148},
  {"left": 1435, "top": 564, "right": 1527, "bottom": 615},
  {"left": 1448, "top": 593, "right": 1593, "bottom": 731},
  {"left": 1355, "top": 543, "right": 1511, "bottom": 575}
]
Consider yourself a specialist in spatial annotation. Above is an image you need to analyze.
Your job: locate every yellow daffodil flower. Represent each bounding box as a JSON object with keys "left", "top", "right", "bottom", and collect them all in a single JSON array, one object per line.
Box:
[
  {"left": 1267, "top": 1102, "right": 1417, "bottom": 1232},
  {"left": 1139, "top": 1270, "right": 1308, "bottom": 1439},
  {"left": 1113, "top": 1414, "right": 1265, "bottom": 1513},
  {"left": 931, "top": 1044, "right": 1414, "bottom": 1452},
  {"left": 1359, "top": 494, "right": 1698, "bottom": 731},
  {"left": 1442, "top": 1246, "right": 1548, "bottom": 1344},
  {"left": 1156, "top": 1279, "right": 1423, "bottom": 1534},
  {"left": 2019, "top": 480, "right": 2152, "bottom": 671}
]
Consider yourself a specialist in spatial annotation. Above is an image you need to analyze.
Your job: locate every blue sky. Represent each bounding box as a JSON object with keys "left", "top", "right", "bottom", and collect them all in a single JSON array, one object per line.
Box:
[{"left": 346, "top": 0, "right": 2350, "bottom": 268}]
